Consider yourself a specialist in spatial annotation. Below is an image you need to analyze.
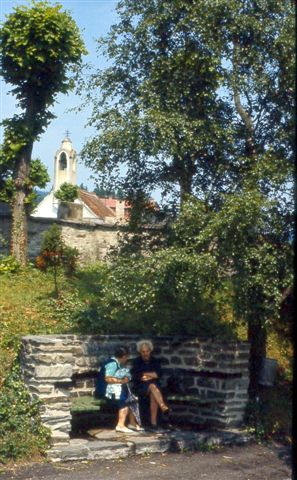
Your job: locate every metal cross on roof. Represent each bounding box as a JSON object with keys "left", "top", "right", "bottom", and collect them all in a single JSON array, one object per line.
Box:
[{"left": 64, "top": 130, "right": 71, "bottom": 138}]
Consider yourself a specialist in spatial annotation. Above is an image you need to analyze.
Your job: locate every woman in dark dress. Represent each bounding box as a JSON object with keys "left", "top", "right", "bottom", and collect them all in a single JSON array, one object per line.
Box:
[{"left": 132, "top": 340, "right": 169, "bottom": 430}]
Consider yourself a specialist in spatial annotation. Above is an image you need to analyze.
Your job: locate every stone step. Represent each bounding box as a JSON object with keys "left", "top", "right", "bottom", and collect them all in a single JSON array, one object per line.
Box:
[{"left": 47, "top": 428, "right": 253, "bottom": 462}]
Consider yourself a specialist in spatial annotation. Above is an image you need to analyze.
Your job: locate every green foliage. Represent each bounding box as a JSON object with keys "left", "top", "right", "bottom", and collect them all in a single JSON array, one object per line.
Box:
[
  {"left": 0, "top": 255, "right": 20, "bottom": 274},
  {"left": 0, "top": 232, "right": 7, "bottom": 250},
  {"left": 176, "top": 192, "right": 292, "bottom": 329},
  {"left": 94, "top": 185, "right": 125, "bottom": 199},
  {"left": 75, "top": 249, "right": 235, "bottom": 338},
  {"left": 0, "top": 266, "right": 84, "bottom": 385},
  {"left": 81, "top": 0, "right": 232, "bottom": 208},
  {"left": 245, "top": 380, "right": 292, "bottom": 444},
  {"left": 0, "top": 0, "right": 87, "bottom": 111},
  {"left": 36, "top": 224, "right": 79, "bottom": 295},
  {"left": 76, "top": 186, "right": 292, "bottom": 342},
  {"left": 54, "top": 182, "right": 79, "bottom": 202},
  {"left": 0, "top": 0, "right": 86, "bottom": 166},
  {"left": 81, "top": 0, "right": 293, "bottom": 210},
  {"left": 0, "top": 364, "right": 50, "bottom": 463},
  {"left": 0, "top": 157, "right": 50, "bottom": 207},
  {"left": 42, "top": 290, "right": 85, "bottom": 331}
]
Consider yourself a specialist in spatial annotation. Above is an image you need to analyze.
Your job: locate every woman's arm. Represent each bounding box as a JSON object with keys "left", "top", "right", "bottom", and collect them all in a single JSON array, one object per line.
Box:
[
  {"left": 105, "top": 376, "right": 129, "bottom": 384},
  {"left": 140, "top": 358, "right": 162, "bottom": 381},
  {"left": 141, "top": 362, "right": 161, "bottom": 380},
  {"left": 104, "top": 360, "right": 129, "bottom": 384},
  {"left": 141, "top": 371, "right": 158, "bottom": 381}
]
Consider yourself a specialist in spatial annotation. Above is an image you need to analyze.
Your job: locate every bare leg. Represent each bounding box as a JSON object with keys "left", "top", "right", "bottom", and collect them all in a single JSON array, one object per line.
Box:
[
  {"left": 128, "top": 409, "right": 137, "bottom": 427},
  {"left": 116, "top": 407, "right": 129, "bottom": 428},
  {"left": 148, "top": 384, "right": 168, "bottom": 412},
  {"left": 149, "top": 393, "right": 159, "bottom": 426}
]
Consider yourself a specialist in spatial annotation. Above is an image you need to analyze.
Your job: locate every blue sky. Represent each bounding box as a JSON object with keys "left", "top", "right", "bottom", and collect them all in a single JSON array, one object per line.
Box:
[{"left": 0, "top": 0, "right": 119, "bottom": 191}]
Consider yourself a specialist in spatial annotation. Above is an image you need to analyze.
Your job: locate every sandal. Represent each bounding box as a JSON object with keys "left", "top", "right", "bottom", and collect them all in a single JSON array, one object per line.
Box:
[
  {"left": 160, "top": 404, "right": 169, "bottom": 413},
  {"left": 115, "top": 426, "right": 136, "bottom": 434},
  {"left": 127, "top": 424, "right": 145, "bottom": 432}
]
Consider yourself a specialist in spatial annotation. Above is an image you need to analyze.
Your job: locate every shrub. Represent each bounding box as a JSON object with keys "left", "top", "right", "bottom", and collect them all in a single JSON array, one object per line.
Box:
[
  {"left": 43, "top": 290, "right": 85, "bottom": 331},
  {"left": 245, "top": 378, "right": 292, "bottom": 444},
  {"left": 0, "top": 255, "right": 20, "bottom": 274},
  {"left": 36, "top": 224, "right": 79, "bottom": 295},
  {"left": 75, "top": 252, "right": 236, "bottom": 338},
  {"left": 54, "top": 182, "right": 78, "bottom": 202},
  {"left": 0, "top": 364, "right": 50, "bottom": 463}
]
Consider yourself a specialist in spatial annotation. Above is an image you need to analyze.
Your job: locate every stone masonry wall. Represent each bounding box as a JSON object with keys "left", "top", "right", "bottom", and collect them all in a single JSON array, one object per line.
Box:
[
  {"left": 0, "top": 215, "right": 120, "bottom": 263},
  {"left": 20, "top": 335, "right": 250, "bottom": 446}
]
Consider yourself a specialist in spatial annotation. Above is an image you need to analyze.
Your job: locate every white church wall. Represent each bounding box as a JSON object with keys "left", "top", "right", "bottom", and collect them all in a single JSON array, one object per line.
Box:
[{"left": 31, "top": 191, "right": 58, "bottom": 218}]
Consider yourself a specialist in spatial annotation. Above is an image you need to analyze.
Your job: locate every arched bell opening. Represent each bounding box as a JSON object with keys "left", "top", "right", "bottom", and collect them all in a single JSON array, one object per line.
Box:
[{"left": 59, "top": 152, "right": 67, "bottom": 170}]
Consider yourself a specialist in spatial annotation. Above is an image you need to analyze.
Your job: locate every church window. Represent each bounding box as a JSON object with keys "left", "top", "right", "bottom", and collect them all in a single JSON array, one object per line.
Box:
[{"left": 59, "top": 152, "right": 67, "bottom": 170}]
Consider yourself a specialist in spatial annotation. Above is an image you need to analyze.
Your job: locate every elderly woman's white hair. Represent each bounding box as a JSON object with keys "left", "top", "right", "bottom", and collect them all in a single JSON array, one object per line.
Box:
[{"left": 136, "top": 339, "right": 154, "bottom": 353}]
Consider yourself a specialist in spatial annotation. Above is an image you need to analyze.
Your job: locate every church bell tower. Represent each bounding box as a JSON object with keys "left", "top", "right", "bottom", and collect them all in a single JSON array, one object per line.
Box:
[{"left": 54, "top": 133, "right": 77, "bottom": 191}]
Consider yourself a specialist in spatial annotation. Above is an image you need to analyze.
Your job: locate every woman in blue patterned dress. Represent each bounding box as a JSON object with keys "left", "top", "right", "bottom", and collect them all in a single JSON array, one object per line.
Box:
[{"left": 96, "top": 345, "right": 143, "bottom": 434}]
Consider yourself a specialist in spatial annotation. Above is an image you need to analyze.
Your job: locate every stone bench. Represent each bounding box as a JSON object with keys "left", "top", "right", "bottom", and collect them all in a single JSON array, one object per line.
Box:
[
  {"left": 20, "top": 335, "right": 250, "bottom": 445},
  {"left": 167, "top": 394, "right": 219, "bottom": 405},
  {"left": 71, "top": 396, "right": 107, "bottom": 413},
  {"left": 70, "top": 395, "right": 119, "bottom": 432},
  {"left": 70, "top": 394, "right": 217, "bottom": 411},
  {"left": 70, "top": 393, "right": 220, "bottom": 420}
]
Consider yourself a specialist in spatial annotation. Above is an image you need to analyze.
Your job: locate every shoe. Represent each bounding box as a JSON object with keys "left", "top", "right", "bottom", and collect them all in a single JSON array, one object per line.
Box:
[
  {"left": 160, "top": 404, "right": 169, "bottom": 414},
  {"left": 148, "top": 424, "right": 164, "bottom": 433},
  {"left": 115, "top": 426, "right": 136, "bottom": 434},
  {"left": 162, "top": 409, "right": 170, "bottom": 421},
  {"left": 127, "top": 424, "right": 145, "bottom": 432}
]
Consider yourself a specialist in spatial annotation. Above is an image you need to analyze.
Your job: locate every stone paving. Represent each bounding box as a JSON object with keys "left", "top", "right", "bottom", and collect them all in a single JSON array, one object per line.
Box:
[{"left": 47, "top": 427, "right": 253, "bottom": 462}]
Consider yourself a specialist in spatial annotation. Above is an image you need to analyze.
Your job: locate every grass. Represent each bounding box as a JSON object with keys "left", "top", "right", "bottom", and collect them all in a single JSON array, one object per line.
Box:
[{"left": 0, "top": 267, "right": 83, "bottom": 385}]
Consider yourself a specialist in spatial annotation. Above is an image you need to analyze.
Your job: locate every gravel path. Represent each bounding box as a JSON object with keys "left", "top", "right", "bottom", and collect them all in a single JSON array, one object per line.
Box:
[{"left": 0, "top": 443, "right": 291, "bottom": 480}]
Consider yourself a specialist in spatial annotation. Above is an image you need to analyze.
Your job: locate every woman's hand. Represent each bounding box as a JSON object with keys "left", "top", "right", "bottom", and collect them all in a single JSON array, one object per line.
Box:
[
  {"left": 121, "top": 376, "right": 130, "bottom": 384},
  {"left": 141, "top": 372, "right": 158, "bottom": 381}
]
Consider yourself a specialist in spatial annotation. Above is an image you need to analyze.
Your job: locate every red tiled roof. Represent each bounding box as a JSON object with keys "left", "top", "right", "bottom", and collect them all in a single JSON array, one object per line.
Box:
[
  {"left": 98, "top": 197, "right": 132, "bottom": 209},
  {"left": 78, "top": 189, "right": 116, "bottom": 219},
  {"left": 99, "top": 197, "right": 117, "bottom": 208}
]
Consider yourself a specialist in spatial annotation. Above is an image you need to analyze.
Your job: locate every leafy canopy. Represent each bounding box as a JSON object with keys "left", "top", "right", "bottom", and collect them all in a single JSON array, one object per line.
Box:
[
  {"left": 54, "top": 182, "right": 79, "bottom": 202},
  {"left": 0, "top": 156, "right": 50, "bottom": 208},
  {"left": 0, "top": 0, "right": 87, "bottom": 114},
  {"left": 81, "top": 0, "right": 294, "bottom": 209},
  {"left": 81, "top": 0, "right": 233, "bottom": 206}
]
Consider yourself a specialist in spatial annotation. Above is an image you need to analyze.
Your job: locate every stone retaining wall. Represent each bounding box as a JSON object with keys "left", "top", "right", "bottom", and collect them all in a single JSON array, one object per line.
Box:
[
  {"left": 0, "top": 215, "right": 120, "bottom": 263},
  {"left": 20, "top": 335, "right": 250, "bottom": 446}
]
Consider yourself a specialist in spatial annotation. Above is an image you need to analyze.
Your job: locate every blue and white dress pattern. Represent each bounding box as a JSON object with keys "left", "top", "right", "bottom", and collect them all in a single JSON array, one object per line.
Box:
[{"left": 105, "top": 357, "right": 131, "bottom": 400}]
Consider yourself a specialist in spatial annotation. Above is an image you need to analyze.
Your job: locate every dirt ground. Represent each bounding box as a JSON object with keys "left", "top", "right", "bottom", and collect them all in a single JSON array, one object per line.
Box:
[{"left": 0, "top": 442, "right": 292, "bottom": 480}]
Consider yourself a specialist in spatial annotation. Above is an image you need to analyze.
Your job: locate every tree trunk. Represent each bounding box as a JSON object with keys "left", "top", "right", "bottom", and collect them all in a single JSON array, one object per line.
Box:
[
  {"left": 180, "top": 177, "right": 192, "bottom": 205},
  {"left": 248, "top": 321, "right": 267, "bottom": 397},
  {"left": 232, "top": 41, "right": 266, "bottom": 396},
  {"left": 179, "top": 154, "right": 196, "bottom": 205},
  {"left": 232, "top": 41, "right": 257, "bottom": 160},
  {"left": 11, "top": 143, "right": 33, "bottom": 266}
]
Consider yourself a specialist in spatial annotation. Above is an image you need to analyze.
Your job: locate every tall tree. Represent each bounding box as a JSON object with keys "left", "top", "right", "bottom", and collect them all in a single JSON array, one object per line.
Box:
[
  {"left": 206, "top": 0, "right": 294, "bottom": 389},
  {"left": 0, "top": 1, "right": 86, "bottom": 265},
  {"left": 81, "top": 0, "right": 232, "bottom": 208},
  {"left": 81, "top": 0, "right": 294, "bottom": 390},
  {"left": 82, "top": 0, "right": 293, "bottom": 207}
]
